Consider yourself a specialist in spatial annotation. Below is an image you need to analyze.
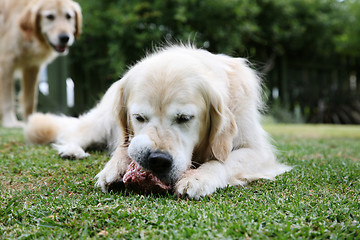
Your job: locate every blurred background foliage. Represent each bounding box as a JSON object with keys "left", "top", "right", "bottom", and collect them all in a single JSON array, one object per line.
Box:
[{"left": 64, "top": 0, "right": 360, "bottom": 124}]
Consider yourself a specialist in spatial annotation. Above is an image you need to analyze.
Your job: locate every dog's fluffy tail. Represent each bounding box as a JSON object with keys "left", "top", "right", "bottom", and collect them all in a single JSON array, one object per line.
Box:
[{"left": 24, "top": 113, "right": 61, "bottom": 144}]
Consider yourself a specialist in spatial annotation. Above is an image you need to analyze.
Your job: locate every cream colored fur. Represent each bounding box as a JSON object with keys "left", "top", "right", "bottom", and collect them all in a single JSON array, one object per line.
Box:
[{"left": 25, "top": 46, "right": 291, "bottom": 199}]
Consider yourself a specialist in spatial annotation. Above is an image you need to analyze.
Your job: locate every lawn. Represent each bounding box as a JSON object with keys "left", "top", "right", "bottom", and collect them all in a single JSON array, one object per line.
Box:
[{"left": 0, "top": 124, "right": 359, "bottom": 239}]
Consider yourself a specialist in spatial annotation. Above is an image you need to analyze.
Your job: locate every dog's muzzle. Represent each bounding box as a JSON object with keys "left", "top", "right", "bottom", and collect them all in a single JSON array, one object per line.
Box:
[
  {"left": 132, "top": 149, "right": 174, "bottom": 183},
  {"left": 147, "top": 150, "right": 173, "bottom": 175},
  {"left": 47, "top": 33, "right": 71, "bottom": 53},
  {"left": 59, "top": 33, "right": 70, "bottom": 45}
]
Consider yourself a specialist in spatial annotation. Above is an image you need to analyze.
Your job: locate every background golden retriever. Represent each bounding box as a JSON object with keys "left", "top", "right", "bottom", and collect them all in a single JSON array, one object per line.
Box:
[
  {"left": 0, "top": 0, "right": 82, "bottom": 128},
  {"left": 25, "top": 46, "right": 291, "bottom": 199}
]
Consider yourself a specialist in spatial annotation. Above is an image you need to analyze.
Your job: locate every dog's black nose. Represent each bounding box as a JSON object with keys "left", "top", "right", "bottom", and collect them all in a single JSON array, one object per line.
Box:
[
  {"left": 148, "top": 151, "right": 172, "bottom": 174},
  {"left": 59, "top": 33, "right": 70, "bottom": 44}
]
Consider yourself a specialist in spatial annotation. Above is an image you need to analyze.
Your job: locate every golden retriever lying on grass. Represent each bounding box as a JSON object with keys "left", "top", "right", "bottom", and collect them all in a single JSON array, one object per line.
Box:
[
  {"left": 25, "top": 46, "right": 291, "bottom": 199},
  {"left": 0, "top": 0, "right": 82, "bottom": 128}
]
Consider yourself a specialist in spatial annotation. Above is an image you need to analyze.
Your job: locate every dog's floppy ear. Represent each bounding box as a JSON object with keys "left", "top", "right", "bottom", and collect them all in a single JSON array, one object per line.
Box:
[
  {"left": 207, "top": 54, "right": 262, "bottom": 162},
  {"left": 71, "top": 1, "right": 82, "bottom": 38},
  {"left": 19, "top": 4, "right": 41, "bottom": 40},
  {"left": 114, "top": 77, "right": 132, "bottom": 147},
  {"left": 207, "top": 88, "right": 237, "bottom": 162}
]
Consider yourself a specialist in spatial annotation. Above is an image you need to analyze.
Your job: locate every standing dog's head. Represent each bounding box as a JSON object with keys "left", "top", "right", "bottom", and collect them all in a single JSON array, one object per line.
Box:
[
  {"left": 115, "top": 46, "right": 241, "bottom": 185},
  {"left": 20, "top": 0, "right": 82, "bottom": 54}
]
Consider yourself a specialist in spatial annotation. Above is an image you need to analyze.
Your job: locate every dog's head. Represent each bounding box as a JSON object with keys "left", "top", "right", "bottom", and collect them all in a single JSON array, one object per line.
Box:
[
  {"left": 115, "top": 46, "right": 239, "bottom": 185},
  {"left": 20, "top": 0, "right": 82, "bottom": 54}
]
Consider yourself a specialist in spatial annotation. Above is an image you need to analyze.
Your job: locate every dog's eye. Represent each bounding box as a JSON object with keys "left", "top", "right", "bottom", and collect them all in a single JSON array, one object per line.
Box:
[
  {"left": 46, "top": 14, "right": 55, "bottom": 21},
  {"left": 65, "top": 13, "right": 72, "bottom": 20},
  {"left": 133, "top": 114, "right": 147, "bottom": 123},
  {"left": 175, "top": 114, "right": 194, "bottom": 124}
]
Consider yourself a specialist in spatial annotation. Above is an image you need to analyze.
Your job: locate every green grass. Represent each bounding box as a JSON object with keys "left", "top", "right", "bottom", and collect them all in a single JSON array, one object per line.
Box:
[{"left": 1, "top": 124, "right": 359, "bottom": 239}]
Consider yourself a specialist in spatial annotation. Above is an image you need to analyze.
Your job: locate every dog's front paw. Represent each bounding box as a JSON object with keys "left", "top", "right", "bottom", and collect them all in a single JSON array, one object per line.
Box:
[
  {"left": 175, "top": 169, "right": 227, "bottom": 200},
  {"left": 95, "top": 156, "right": 130, "bottom": 193},
  {"left": 53, "top": 144, "right": 90, "bottom": 159},
  {"left": 95, "top": 167, "right": 125, "bottom": 193}
]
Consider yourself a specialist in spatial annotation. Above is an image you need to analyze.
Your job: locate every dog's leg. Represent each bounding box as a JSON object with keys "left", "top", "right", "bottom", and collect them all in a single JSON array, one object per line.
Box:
[
  {"left": 95, "top": 145, "right": 131, "bottom": 192},
  {"left": 26, "top": 112, "right": 100, "bottom": 159},
  {"left": 53, "top": 107, "right": 119, "bottom": 159},
  {"left": 174, "top": 149, "right": 265, "bottom": 200},
  {"left": 0, "top": 62, "right": 23, "bottom": 128},
  {"left": 20, "top": 65, "right": 40, "bottom": 120},
  {"left": 175, "top": 122, "right": 280, "bottom": 200},
  {"left": 225, "top": 147, "right": 292, "bottom": 187},
  {"left": 175, "top": 147, "right": 291, "bottom": 200},
  {"left": 175, "top": 160, "right": 228, "bottom": 200}
]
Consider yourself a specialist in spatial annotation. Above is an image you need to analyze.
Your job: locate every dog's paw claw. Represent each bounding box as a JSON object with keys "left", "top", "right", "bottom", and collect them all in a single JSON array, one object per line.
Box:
[{"left": 175, "top": 177, "right": 208, "bottom": 200}]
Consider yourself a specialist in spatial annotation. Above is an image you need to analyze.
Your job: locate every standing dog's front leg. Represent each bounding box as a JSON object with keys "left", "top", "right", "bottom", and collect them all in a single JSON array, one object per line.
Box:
[
  {"left": 0, "top": 61, "right": 22, "bottom": 128},
  {"left": 95, "top": 145, "right": 131, "bottom": 192},
  {"left": 20, "top": 65, "right": 40, "bottom": 120}
]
